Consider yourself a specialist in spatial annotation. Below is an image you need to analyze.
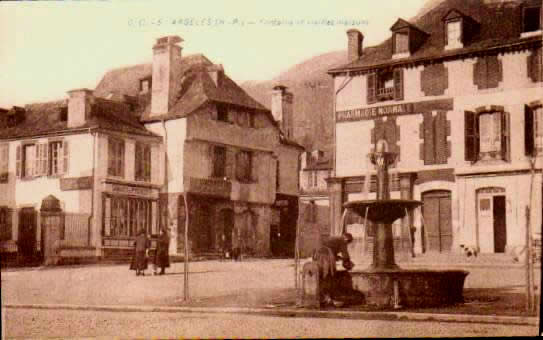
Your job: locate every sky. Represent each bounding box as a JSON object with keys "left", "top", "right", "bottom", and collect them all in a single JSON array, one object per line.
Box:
[{"left": 0, "top": 0, "right": 428, "bottom": 108}]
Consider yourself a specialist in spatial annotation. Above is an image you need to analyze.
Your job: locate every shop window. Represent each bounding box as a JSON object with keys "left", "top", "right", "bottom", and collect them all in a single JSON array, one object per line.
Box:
[
  {"left": 525, "top": 104, "right": 543, "bottom": 156},
  {"left": 420, "top": 112, "right": 451, "bottom": 165},
  {"left": 135, "top": 143, "right": 151, "bottom": 182},
  {"left": 236, "top": 150, "right": 252, "bottom": 182},
  {"left": 465, "top": 109, "right": 510, "bottom": 162},
  {"left": 108, "top": 138, "right": 125, "bottom": 178},
  {"left": 523, "top": 5, "right": 541, "bottom": 33},
  {"left": 103, "top": 196, "right": 157, "bottom": 238},
  {"left": 0, "top": 207, "right": 12, "bottom": 241},
  {"left": 0, "top": 144, "right": 8, "bottom": 183},
  {"left": 212, "top": 146, "right": 226, "bottom": 178},
  {"left": 473, "top": 55, "right": 503, "bottom": 90},
  {"left": 367, "top": 69, "right": 403, "bottom": 104}
]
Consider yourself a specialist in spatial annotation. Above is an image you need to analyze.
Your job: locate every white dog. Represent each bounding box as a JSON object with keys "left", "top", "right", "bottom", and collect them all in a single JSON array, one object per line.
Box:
[{"left": 459, "top": 244, "right": 478, "bottom": 258}]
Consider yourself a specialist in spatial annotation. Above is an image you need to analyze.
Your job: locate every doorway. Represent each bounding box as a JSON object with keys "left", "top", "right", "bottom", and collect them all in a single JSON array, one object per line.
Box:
[
  {"left": 18, "top": 207, "right": 38, "bottom": 263},
  {"left": 493, "top": 195, "right": 506, "bottom": 253},
  {"left": 219, "top": 209, "right": 234, "bottom": 253},
  {"left": 477, "top": 188, "right": 506, "bottom": 253},
  {"left": 422, "top": 190, "right": 452, "bottom": 253}
]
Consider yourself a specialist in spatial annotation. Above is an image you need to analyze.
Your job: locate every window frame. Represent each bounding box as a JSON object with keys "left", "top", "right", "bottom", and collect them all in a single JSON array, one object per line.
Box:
[
  {"left": 135, "top": 142, "right": 152, "bottom": 182},
  {"left": 465, "top": 108, "right": 510, "bottom": 163},
  {"left": 522, "top": 5, "right": 542, "bottom": 33},
  {"left": 0, "top": 144, "right": 8, "bottom": 183},
  {"left": 235, "top": 150, "right": 253, "bottom": 183},
  {"left": 212, "top": 145, "right": 227, "bottom": 178},
  {"left": 107, "top": 137, "right": 125, "bottom": 178},
  {"left": 394, "top": 32, "right": 409, "bottom": 54},
  {"left": 446, "top": 19, "right": 462, "bottom": 48}
]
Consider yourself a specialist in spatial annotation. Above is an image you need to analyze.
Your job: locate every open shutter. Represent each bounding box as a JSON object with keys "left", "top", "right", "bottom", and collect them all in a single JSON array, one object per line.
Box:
[
  {"left": 235, "top": 152, "right": 243, "bottom": 181},
  {"left": 63, "top": 140, "right": 69, "bottom": 175},
  {"left": 423, "top": 112, "right": 435, "bottom": 164},
  {"left": 44, "top": 143, "right": 49, "bottom": 176},
  {"left": 501, "top": 111, "right": 511, "bottom": 162},
  {"left": 464, "top": 111, "right": 479, "bottom": 162},
  {"left": 135, "top": 143, "right": 142, "bottom": 180},
  {"left": 525, "top": 105, "right": 535, "bottom": 156},
  {"left": 367, "top": 73, "right": 377, "bottom": 104},
  {"left": 16, "top": 145, "right": 21, "bottom": 178},
  {"left": 435, "top": 111, "right": 448, "bottom": 164},
  {"left": 393, "top": 68, "right": 404, "bottom": 101},
  {"left": 225, "top": 148, "right": 235, "bottom": 179},
  {"left": 251, "top": 153, "right": 258, "bottom": 182},
  {"left": 0, "top": 145, "right": 8, "bottom": 183}
]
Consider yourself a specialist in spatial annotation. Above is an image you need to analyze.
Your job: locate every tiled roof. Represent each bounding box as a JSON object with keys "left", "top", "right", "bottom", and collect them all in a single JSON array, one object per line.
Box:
[
  {"left": 94, "top": 54, "right": 268, "bottom": 123},
  {"left": 329, "top": 0, "right": 539, "bottom": 73},
  {"left": 0, "top": 99, "right": 158, "bottom": 140}
]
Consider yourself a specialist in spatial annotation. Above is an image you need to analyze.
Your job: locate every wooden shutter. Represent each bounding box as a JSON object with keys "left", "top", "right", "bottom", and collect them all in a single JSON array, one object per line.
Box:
[
  {"left": 251, "top": 152, "right": 258, "bottom": 182},
  {"left": 473, "top": 57, "right": 487, "bottom": 89},
  {"left": 393, "top": 68, "right": 404, "bottom": 100},
  {"left": 225, "top": 148, "right": 234, "bottom": 179},
  {"left": 367, "top": 73, "right": 377, "bottom": 104},
  {"left": 145, "top": 145, "right": 151, "bottom": 181},
  {"left": 487, "top": 55, "right": 502, "bottom": 89},
  {"left": 435, "top": 111, "right": 448, "bottom": 164},
  {"left": 525, "top": 105, "right": 535, "bottom": 156},
  {"left": 419, "top": 120, "right": 425, "bottom": 161},
  {"left": 16, "top": 145, "right": 21, "bottom": 178},
  {"left": 464, "top": 111, "right": 479, "bottom": 162},
  {"left": 423, "top": 112, "right": 435, "bottom": 164},
  {"left": 501, "top": 111, "right": 511, "bottom": 162},
  {"left": 63, "top": 140, "right": 69, "bottom": 174},
  {"left": 135, "top": 143, "right": 142, "bottom": 180},
  {"left": 0, "top": 144, "right": 8, "bottom": 183},
  {"left": 444, "top": 22, "right": 448, "bottom": 45}
]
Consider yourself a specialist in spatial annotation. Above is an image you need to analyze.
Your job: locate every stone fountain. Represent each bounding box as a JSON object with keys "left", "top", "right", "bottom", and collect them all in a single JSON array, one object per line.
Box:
[{"left": 335, "top": 140, "right": 469, "bottom": 308}]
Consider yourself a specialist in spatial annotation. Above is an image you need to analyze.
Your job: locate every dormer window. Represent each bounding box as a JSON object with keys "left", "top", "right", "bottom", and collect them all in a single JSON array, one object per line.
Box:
[
  {"left": 522, "top": 4, "right": 541, "bottom": 37},
  {"left": 139, "top": 77, "right": 152, "bottom": 94},
  {"left": 390, "top": 18, "right": 428, "bottom": 59},
  {"left": 442, "top": 9, "right": 479, "bottom": 50}
]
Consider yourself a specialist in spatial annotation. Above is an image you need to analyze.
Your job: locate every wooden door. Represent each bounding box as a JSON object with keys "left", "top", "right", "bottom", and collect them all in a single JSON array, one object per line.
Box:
[
  {"left": 18, "top": 207, "right": 37, "bottom": 261},
  {"left": 422, "top": 191, "right": 452, "bottom": 253},
  {"left": 493, "top": 195, "right": 506, "bottom": 253}
]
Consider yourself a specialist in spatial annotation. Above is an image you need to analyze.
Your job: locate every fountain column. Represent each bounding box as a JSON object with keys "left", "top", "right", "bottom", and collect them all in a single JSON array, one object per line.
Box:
[{"left": 369, "top": 142, "right": 399, "bottom": 271}]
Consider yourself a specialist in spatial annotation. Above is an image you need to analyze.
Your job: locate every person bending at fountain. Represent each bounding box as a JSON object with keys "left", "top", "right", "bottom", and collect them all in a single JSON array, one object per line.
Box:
[{"left": 313, "top": 233, "right": 354, "bottom": 307}]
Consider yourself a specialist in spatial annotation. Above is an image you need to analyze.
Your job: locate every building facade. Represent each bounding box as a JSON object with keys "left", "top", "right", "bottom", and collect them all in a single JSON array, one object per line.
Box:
[
  {"left": 0, "top": 36, "right": 302, "bottom": 263},
  {"left": 328, "top": 0, "right": 542, "bottom": 257}
]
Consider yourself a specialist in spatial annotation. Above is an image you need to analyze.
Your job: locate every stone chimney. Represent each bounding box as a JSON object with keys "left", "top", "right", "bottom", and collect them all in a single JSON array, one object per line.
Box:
[
  {"left": 67, "top": 88, "right": 94, "bottom": 128},
  {"left": 271, "top": 85, "right": 294, "bottom": 139},
  {"left": 207, "top": 64, "right": 224, "bottom": 87},
  {"left": 347, "top": 29, "right": 364, "bottom": 62},
  {"left": 151, "top": 35, "right": 183, "bottom": 116}
]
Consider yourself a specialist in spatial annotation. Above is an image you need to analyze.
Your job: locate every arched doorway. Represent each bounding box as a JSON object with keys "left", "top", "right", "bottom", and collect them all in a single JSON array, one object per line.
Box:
[{"left": 422, "top": 190, "right": 452, "bottom": 253}]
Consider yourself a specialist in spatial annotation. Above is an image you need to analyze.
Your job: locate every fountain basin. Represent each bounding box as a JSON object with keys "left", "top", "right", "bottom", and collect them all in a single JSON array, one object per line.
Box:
[
  {"left": 334, "top": 268, "right": 469, "bottom": 308},
  {"left": 344, "top": 199, "right": 422, "bottom": 224}
]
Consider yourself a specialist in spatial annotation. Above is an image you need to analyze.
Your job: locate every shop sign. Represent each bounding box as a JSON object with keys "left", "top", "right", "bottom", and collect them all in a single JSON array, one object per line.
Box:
[
  {"left": 60, "top": 176, "right": 93, "bottom": 191},
  {"left": 110, "top": 184, "right": 153, "bottom": 196},
  {"left": 188, "top": 177, "right": 231, "bottom": 198}
]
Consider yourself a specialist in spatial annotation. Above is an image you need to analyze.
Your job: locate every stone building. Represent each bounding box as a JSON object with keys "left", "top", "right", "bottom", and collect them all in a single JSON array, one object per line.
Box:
[
  {"left": 328, "top": 0, "right": 542, "bottom": 257},
  {"left": 0, "top": 36, "right": 302, "bottom": 263}
]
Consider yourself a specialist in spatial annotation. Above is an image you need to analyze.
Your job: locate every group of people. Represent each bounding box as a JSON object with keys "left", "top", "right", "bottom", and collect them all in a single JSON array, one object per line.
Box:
[{"left": 130, "top": 228, "right": 170, "bottom": 276}]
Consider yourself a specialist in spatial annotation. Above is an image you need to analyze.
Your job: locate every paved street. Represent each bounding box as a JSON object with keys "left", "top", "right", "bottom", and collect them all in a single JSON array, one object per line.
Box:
[
  {"left": 1, "top": 259, "right": 541, "bottom": 338},
  {"left": 4, "top": 308, "right": 538, "bottom": 338}
]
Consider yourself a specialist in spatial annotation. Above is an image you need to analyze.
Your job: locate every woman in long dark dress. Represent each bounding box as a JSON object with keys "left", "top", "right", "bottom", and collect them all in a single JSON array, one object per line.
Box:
[
  {"left": 154, "top": 228, "right": 170, "bottom": 275},
  {"left": 130, "top": 229, "right": 150, "bottom": 276}
]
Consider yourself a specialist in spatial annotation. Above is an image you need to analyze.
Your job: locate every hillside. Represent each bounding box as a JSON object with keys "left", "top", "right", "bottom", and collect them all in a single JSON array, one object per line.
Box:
[{"left": 241, "top": 50, "right": 347, "bottom": 151}]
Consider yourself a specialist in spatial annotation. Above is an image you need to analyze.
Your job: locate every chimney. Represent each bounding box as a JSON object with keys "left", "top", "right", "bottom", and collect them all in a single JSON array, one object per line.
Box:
[
  {"left": 207, "top": 64, "right": 224, "bottom": 87},
  {"left": 151, "top": 35, "right": 183, "bottom": 116},
  {"left": 271, "top": 85, "right": 294, "bottom": 139},
  {"left": 347, "top": 29, "right": 364, "bottom": 62},
  {"left": 67, "top": 88, "right": 94, "bottom": 128}
]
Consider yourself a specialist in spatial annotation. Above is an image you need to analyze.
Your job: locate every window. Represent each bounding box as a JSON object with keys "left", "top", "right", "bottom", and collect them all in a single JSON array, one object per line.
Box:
[
  {"left": 103, "top": 196, "right": 157, "bottom": 238},
  {"left": 15, "top": 140, "right": 68, "bottom": 179},
  {"left": 420, "top": 112, "right": 451, "bottom": 165},
  {"left": 236, "top": 150, "right": 252, "bottom": 182},
  {"left": 312, "top": 171, "right": 318, "bottom": 187},
  {"left": 23, "top": 144, "right": 36, "bottom": 177},
  {"left": 446, "top": 20, "right": 462, "bottom": 48},
  {"left": 367, "top": 68, "right": 403, "bottom": 104},
  {"left": 525, "top": 104, "right": 543, "bottom": 156},
  {"left": 108, "top": 138, "right": 125, "bottom": 177},
  {"left": 473, "top": 55, "right": 503, "bottom": 90},
  {"left": 464, "top": 109, "right": 510, "bottom": 162},
  {"left": 135, "top": 143, "right": 151, "bottom": 182},
  {"left": 212, "top": 146, "right": 226, "bottom": 178},
  {"left": 394, "top": 32, "right": 409, "bottom": 54},
  {"left": 523, "top": 5, "right": 541, "bottom": 33},
  {"left": 0, "top": 144, "right": 8, "bottom": 183},
  {"left": 49, "top": 141, "right": 62, "bottom": 176},
  {"left": 217, "top": 104, "right": 229, "bottom": 122},
  {"left": 527, "top": 48, "right": 542, "bottom": 83},
  {"left": 0, "top": 207, "right": 11, "bottom": 241},
  {"left": 139, "top": 77, "right": 152, "bottom": 94}
]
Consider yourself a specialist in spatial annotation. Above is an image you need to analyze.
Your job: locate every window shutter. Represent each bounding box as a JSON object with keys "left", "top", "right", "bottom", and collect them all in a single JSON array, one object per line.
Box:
[
  {"left": 423, "top": 112, "right": 435, "bottom": 164},
  {"left": 367, "top": 73, "right": 377, "bottom": 104},
  {"left": 34, "top": 144, "right": 40, "bottom": 176},
  {"left": 525, "top": 105, "right": 535, "bottom": 156},
  {"left": 464, "top": 111, "right": 479, "bottom": 162},
  {"left": 44, "top": 143, "right": 49, "bottom": 175},
  {"left": 501, "top": 111, "right": 511, "bottom": 162},
  {"left": 145, "top": 146, "right": 151, "bottom": 181},
  {"left": 135, "top": 143, "right": 141, "bottom": 180},
  {"left": 235, "top": 152, "right": 243, "bottom": 181},
  {"left": 444, "top": 22, "right": 448, "bottom": 45},
  {"left": 393, "top": 68, "right": 404, "bottom": 100},
  {"left": 435, "top": 111, "right": 448, "bottom": 164},
  {"left": 16, "top": 145, "right": 21, "bottom": 178},
  {"left": 473, "top": 57, "right": 487, "bottom": 89},
  {"left": 251, "top": 153, "right": 258, "bottom": 182},
  {"left": 63, "top": 140, "right": 69, "bottom": 174},
  {"left": 6, "top": 208, "right": 12, "bottom": 240},
  {"left": 225, "top": 148, "right": 235, "bottom": 179},
  {"left": 487, "top": 56, "right": 502, "bottom": 89},
  {"left": 0, "top": 145, "right": 8, "bottom": 183}
]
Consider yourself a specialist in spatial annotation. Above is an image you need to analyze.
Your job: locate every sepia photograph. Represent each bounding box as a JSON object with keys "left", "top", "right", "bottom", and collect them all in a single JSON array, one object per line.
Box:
[{"left": 0, "top": 0, "right": 541, "bottom": 338}]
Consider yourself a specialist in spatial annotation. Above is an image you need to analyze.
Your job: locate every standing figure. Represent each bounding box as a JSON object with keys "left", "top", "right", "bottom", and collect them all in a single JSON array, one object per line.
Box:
[
  {"left": 312, "top": 233, "right": 354, "bottom": 307},
  {"left": 154, "top": 228, "right": 170, "bottom": 275},
  {"left": 130, "top": 229, "right": 150, "bottom": 276}
]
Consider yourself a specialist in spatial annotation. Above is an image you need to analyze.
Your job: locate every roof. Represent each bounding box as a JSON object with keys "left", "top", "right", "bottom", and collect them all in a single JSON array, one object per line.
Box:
[
  {"left": 94, "top": 54, "right": 268, "bottom": 123},
  {"left": 0, "top": 98, "right": 159, "bottom": 140},
  {"left": 329, "top": 0, "right": 540, "bottom": 74}
]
